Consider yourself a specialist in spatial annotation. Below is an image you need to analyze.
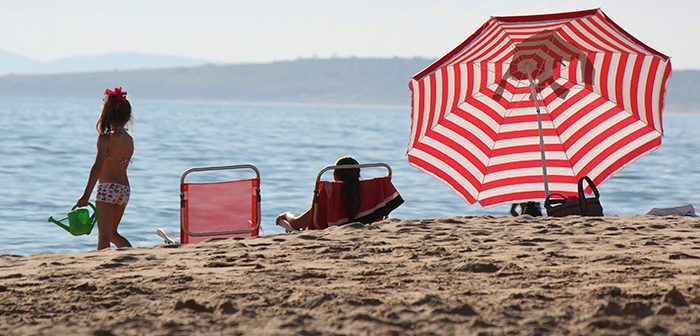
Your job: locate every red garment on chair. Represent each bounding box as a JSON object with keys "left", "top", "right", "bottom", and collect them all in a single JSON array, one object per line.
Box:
[
  {"left": 181, "top": 178, "right": 259, "bottom": 244},
  {"left": 308, "top": 177, "right": 403, "bottom": 230}
]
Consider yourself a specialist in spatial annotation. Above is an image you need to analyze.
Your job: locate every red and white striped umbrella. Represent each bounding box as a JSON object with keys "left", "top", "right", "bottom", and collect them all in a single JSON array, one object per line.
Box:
[{"left": 407, "top": 9, "right": 671, "bottom": 207}]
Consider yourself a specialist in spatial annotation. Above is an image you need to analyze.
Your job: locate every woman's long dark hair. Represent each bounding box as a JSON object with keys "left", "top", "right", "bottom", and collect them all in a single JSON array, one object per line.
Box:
[
  {"left": 334, "top": 156, "right": 361, "bottom": 221},
  {"left": 97, "top": 92, "right": 132, "bottom": 135}
]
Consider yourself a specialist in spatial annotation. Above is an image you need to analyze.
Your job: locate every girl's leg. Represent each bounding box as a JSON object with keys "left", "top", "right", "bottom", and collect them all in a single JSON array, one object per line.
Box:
[
  {"left": 110, "top": 204, "right": 132, "bottom": 248},
  {"left": 96, "top": 201, "right": 115, "bottom": 250}
]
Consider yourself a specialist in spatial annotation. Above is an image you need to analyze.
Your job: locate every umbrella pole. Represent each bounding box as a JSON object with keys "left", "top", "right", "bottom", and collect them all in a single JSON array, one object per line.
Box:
[{"left": 527, "top": 73, "right": 550, "bottom": 200}]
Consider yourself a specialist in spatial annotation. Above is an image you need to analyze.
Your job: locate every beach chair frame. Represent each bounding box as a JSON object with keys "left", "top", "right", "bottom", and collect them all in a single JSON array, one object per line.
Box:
[
  {"left": 180, "top": 164, "right": 261, "bottom": 239},
  {"left": 312, "top": 162, "right": 392, "bottom": 230}
]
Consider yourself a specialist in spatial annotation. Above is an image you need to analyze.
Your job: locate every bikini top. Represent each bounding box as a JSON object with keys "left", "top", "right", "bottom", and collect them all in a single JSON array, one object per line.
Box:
[
  {"left": 107, "top": 156, "right": 133, "bottom": 165},
  {"left": 106, "top": 128, "right": 132, "bottom": 165}
]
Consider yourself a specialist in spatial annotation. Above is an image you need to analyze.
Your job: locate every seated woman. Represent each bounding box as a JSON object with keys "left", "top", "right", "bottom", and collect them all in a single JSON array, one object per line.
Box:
[
  {"left": 277, "top": 156, "right": 362, "bottom": 230},
  {"left": 277, "top": 156, "right": 403, "bottom": 231}
]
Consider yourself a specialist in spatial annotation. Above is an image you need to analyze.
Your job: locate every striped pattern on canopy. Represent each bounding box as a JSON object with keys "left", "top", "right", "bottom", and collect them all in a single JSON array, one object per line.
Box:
[{"left": 407, "top": 9, "right": 671, "bottom": 207}]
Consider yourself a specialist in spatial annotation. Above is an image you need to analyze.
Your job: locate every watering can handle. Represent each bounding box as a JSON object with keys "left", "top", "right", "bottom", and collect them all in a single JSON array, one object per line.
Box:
[
  {"left": 72, "top": 202, "right": 96, "bottom": 212},
  {"left": 72, "top": 202, "right": 98, "bottom": 224}
]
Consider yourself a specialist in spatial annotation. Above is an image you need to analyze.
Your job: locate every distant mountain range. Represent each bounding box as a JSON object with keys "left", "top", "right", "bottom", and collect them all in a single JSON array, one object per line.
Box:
[
  {"left": 0, "top": 49, "right": 212, "bottom": 75},
  {"left": 0, "top": 56, "right": 697, "bottom": 112},
  {"left": 0, "top": 57, "right": 430, "bottom": 105}
]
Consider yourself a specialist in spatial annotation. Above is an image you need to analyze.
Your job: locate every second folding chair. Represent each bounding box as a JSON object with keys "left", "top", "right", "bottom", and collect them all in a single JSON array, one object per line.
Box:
[{"left": 308, "top": 162, "right": 404, "bottom": 230}]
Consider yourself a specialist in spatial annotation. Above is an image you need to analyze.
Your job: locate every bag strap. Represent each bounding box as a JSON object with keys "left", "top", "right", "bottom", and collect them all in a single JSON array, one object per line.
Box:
[
  {"left": 577, "top": 176, "right": 599, "bottom": 212},
  {"left": 544, "top": 193, "right": 567, "bottom": 210}
]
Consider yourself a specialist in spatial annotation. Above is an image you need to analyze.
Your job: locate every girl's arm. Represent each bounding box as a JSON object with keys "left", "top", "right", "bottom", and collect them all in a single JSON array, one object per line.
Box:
[{"left": 76, "top": 135, "right": 108, "bottom": 207}]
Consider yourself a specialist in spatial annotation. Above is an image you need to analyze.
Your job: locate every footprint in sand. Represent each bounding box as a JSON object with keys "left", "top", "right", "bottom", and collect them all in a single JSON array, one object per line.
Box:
[
  {"left": 656, "top": 305, "right": 677, "bottom": 315},
  {"left": 72, "top": 282, "right": 97, "bottom": 292},
  {"left": 111, "top": 255, "right": 139, "bottom": 263},
  {"left": 291, "top": 271, "right": 328, "bottom": 280},
  {"left": 174, "top": 298, "right": 213, "bottom": 313},
  {"left": 318, "top": 246, "right": 352, "bottom": 254},
  {"left": 669, "top": 253, "right": 700, "bottom": 260},
  {"left": 173, "top": 275, "right": 194, "bottom": 284},
  {"left": 663, "top": 287, "right": 689, "bottom": 306},
  {"left": 412, "top": 294, "right": 443, "bottom": 306},
  {"left": 248, "top": 242, "right": 272, "bottom": 247},
  {"left": 0, "top": 273, "right": 23, "bottom": 279},
  {"left": 215, "top": 300, "right": 238, "bottom": 315},
  {"left": 93, "top": 329, "right": 116, "bottom": 336},
  {"left": 304, "top": 293, "right": 335, "bottom": 309},
  {"left": 99, "top": 262, "right": 125, "bottom": 269},
  {"left": 434, "top": 303, "right": 479, "bottom": 316},
  {"left": 453, "top": 262, "right": 499, "bottom": 273},
  {"left": 596, "top": 300, "right": 653, "bottom": 318},
  {"left": 358, "top": 269, "right": 386, "bottom": 277}
]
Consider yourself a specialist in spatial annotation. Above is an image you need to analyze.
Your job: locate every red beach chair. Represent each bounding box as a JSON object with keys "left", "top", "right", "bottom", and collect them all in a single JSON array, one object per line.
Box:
[
  {"left": 178, "top": 164, "right": 261, "bottom": 244},
  {"left": 308, "top": 163, "right": 403, "bottom": 230}
]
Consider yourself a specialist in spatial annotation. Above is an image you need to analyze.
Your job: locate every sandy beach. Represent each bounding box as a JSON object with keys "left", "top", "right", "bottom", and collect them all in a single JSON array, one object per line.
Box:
[{"left": 1, "top": 215, "right": 700, "bottom": 335}]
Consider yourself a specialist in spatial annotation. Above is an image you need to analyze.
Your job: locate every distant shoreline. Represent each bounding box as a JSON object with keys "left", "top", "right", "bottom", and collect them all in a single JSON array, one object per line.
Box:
[
  {"left": 0, "top": 58, "right": 696, "bottom": 111},
  {"left": 139, "top": 98, "right": 408, "bottom": 110},
  {"left": 0, "top": 95, "right": 408, "bottom": 110}
]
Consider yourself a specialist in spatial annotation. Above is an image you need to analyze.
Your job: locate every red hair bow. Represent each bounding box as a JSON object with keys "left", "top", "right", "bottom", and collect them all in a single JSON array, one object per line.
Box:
[
  {"left": 105, "top": 87, "right": 127, "bottom": 109},
  {"left": 105, "top": 87, "right": 127, "bottom": 98}
]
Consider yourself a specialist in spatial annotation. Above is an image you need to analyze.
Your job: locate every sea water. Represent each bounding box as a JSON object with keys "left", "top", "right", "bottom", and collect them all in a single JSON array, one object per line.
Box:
[{"left": 1, "top": 97, "right": 698, "bottom": 255}]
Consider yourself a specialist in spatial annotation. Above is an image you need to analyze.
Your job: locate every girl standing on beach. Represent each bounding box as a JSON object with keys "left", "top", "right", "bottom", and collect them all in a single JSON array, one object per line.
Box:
[{"left": 77, "top": 87, "right": 133, "bottom": 250}]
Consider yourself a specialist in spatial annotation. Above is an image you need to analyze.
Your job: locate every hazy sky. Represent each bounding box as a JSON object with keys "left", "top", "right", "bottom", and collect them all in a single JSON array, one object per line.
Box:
[{"left": 3, "top": 0, "right": 698, "bottom": 69}]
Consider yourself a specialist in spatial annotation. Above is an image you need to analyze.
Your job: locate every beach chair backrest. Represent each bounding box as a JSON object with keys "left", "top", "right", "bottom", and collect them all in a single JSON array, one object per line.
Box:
[
  {"left": 180, "top": 165, "right": 261, "bottom": 244},
  {"left": 310, "top": 163, "right": 403, "bottom": 230}
]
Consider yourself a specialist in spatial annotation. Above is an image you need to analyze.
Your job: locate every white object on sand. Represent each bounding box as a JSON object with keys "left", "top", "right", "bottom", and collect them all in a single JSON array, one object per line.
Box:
[
  {"left": 646, "top": 204, "right": 697, "bottom": 217},
  {"left": 156, "top": 228, "right": 179, "bottom": 244}
]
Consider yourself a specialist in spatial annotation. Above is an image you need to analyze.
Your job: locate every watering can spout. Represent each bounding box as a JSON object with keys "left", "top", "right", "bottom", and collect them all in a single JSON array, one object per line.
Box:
[{"left": 48, "top": 216, "right": 71, "bottom": 232}]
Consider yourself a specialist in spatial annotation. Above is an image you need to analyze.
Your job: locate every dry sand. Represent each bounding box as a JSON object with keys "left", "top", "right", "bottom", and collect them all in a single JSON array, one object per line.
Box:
[{"left": 1, "top": 215, "right": 700, "bottom": 335}]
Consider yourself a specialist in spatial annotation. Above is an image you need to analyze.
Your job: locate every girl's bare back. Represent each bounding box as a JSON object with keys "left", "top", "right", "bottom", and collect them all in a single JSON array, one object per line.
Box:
[{"left": 100, "top": 130, "right": 133, "bottom": 185}]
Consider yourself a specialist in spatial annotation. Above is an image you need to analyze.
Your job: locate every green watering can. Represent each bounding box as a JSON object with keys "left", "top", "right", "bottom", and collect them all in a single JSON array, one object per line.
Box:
[{"left": 48, "top": 203, "right": 98, "bottom": 236}]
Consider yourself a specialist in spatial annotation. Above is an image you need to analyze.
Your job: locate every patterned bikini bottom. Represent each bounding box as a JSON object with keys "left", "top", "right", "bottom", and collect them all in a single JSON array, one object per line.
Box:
[{"left": 96, "top": 183, "right": 130, "bottom": 206}]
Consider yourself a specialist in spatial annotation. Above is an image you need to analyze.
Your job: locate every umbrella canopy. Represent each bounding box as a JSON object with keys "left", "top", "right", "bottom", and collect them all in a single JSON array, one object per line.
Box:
[{"left": 407, "top": 8, "right": 671, "bottom": 207}]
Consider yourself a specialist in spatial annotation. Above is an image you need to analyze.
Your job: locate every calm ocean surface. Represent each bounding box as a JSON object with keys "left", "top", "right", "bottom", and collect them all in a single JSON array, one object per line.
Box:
[{"left": 1, "top": 97, "right": 698, "bottom": 255}]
